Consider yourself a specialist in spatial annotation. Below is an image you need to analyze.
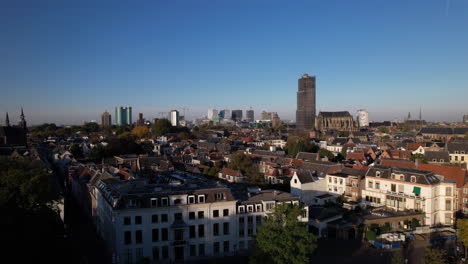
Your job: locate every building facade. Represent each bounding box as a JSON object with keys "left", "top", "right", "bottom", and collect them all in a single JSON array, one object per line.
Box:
[
  {"left": 464, "top": 115, "right": 468, "bottom": 124},
  {"left": 316, "top": 111, "right": 358, "bottom": 132},
  {"left": 207, "top": 109, "right": 218, "bottom": 121},
  {"left": 116, "top": 107, "right": 133, "bottom": 126},
  {"left": 170, "top": 110, "right": 179, "bottom": 127},
  {"left": 102, "top": 111, "right": 112, "bottom": 126},
  {"left": 296, "top": 74, "right": 316, "bottom": 130},
  {"left": 246, "top": 110, "right": 254, "bottom": 122},
  {"left": 231, "top": 110, "right": 242, "bottom": 121},
  {"left": 357, "top": 109, "right": 369, "bottom": 127},
  {"left": 361, "top": 166, "right": 456, "bottom": 226}
]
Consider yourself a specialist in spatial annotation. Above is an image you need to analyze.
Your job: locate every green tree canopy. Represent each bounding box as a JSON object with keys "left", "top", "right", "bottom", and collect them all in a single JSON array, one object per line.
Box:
[
  {"left": 457, "top": 219, "right": 468, "bottom": 258},
  {"left": 411, "top": 153, "right": 427, "bottom": 163},
  {"left": 285, "top": 136, "right": 318, "bottom": 157},
  {"left": 424, "top": 248, "right": 447, "bottom": 264},
  {"left": 250, "top": 203, "right": 317, "bottom": 264},
  {"left": 82, "top": 122, "right": 100, "bottom": 134},
  {"left": 151, "top": 119, "right": 173, "bottom": 137},
  {"left": 319, "top": 148, "right": 334, "bottom": 160},
  {"left": 228, "top": 152, "right": 262, "bottom": 184}
]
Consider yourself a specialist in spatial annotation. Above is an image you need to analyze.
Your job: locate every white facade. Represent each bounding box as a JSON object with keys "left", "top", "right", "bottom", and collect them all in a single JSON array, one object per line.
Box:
[
  {"left": 170, "top": 110, "right": 179, "bottom": 127},
  {"left": 290, "top": 172, "right": 328, "bottom": 205},
  {"left": 207, "top": 109, "right": 218, "bottom": 121},
  {"left": 361, "top": 173, "right": 456, "bottom": 226},
  {"left": 357, "top": 109, "right": 369, "bottom": 127},
  {"left": 326, "top": 174, "right": 347, "bottom": 196}
]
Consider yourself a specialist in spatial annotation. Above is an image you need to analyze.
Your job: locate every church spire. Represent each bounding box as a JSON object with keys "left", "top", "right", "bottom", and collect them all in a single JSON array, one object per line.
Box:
[
  {"left": 21, "top": 107, "right": 25, "bottom": 120},
  {"left": 5, "top": 112, "right": 10, "bottom": 126},
  {"left": 18, "top": 107, "right": 27, "bottom": 130}
]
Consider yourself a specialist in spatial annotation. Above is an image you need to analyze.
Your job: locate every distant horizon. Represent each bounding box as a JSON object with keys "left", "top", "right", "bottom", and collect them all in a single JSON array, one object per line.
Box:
[{"left": 1, "top": 1, "right": 468, "bottom": 125}]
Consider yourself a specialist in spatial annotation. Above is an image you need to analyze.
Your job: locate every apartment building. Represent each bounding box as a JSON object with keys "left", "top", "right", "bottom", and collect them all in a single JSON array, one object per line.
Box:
[{"left": 361, "top": 166, "right": 456, "bottom": 226}]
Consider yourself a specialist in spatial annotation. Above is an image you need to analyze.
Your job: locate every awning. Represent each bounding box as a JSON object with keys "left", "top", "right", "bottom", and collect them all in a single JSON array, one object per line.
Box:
[{"left": 413, "top": 187, "right": 421, "bottom": 194}]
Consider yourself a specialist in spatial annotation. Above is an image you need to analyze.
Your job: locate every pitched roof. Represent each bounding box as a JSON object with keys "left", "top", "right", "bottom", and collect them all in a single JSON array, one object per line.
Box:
[
  {"left": 380, "top": 159, "right": 416, "bottom": 169},
  {"left": 367, "top": 166, "right": 441, "bottom": 186},
  {"left": 417, "top": 164, "right": 467, "bottom": 188},
  {"left": 221, "top": 167, "right": 242, "bottom": 177},
  {"left": 318, "top": 111, "right": 352, "bottom": 118},
  {"left": 424, "top": 151, "right": 450, "bottom": 162},
  {"left": 448, "top": 142, "right": 468, "bottom": 153},
  {"left": 295, "top": 152, "right": 319, "bottom": 161}
]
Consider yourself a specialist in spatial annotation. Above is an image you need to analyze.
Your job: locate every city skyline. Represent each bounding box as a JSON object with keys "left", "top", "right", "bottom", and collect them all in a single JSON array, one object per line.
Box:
[{"left": 1, "top": 0, "right": 468, "bottom": 125}]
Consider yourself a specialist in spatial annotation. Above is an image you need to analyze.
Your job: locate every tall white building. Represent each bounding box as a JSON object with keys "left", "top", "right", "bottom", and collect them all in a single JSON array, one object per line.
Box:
[
  {"left": 170, "top": 110, "right": 179, "bottom": 127},
  {"left": 357, "top": 109, "right": 369, "bottom": 127},
  {"left": 94, "top": 173, "right": 306, "bottom": 263},
  {"left": 207, "top": 109, "right": 218, "bottom": 121}
]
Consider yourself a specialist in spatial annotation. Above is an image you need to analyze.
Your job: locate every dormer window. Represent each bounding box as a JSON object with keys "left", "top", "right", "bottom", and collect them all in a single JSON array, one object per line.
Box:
[
  {"left": 292, "top": 200, "right": 299, "bottom": 206},
  {"left": 215, "top": 193, "right": 224, "bottom": 200},
  {"left": 174, "top": 199, "right": 182, "bottom": 205},
  {"left": 455, "top": 151, "right": 459, "bottom": 154},
  {"left": 150, "top": 198, "right": 158, "bottom": 207},
  {"left": 188, "top": 195, "right": 195, "bottom": 204},
  {"left": 161, "top": 197, "right": 169, "bottom": 206},
  {"left": 198, "top": 195, "right": 205, "bottom": 203},
  {"left": 127, "top": 199, "right": 137, "bottom": 208},
  {"left": 247, "top": 205, "right": 254, "bottom": 213},
  {"left": 461, "top": 151, "right": 465, "bottom": 154},
  {"left": 410, "top": 176, "right": 416, "bottom": 183},
  {"left": 399, "top": 175, "right": 404, "bottom": 181},
  {"left": 238, "top": 206, "right": 245, "bottom": 213},
  {"left": 376, "top": 171, "right": 381, "bottom": 177},
  {"left": 440, "top": 159, "right": 444, "bottom": 162},
  {"left": 432, "top": 159, "right": 437, "bottom": 162},
  {"left": 391, "top": 173, "right": 396, "bottom": 180},
  {"left": 255, "top": 204, "right": 262, "bottom": 212}
]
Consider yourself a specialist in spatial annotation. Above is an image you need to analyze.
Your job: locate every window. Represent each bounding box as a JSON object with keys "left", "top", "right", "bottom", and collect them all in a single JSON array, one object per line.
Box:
[
  {"left": 188, "top": 195, "right": 195, "bottom": 204},
  {"left": 247, "top": 205, "right": 254, "bottom": 213},
  {"left": 199, "top": 244, "right": 205, "bottom": 256},
  {"left": 223, "top": 241, "right": 229, "bottom": 253},
  {"left": 446, "top": 213, "right": 452, "bottom": 225},
  {"left": 462, "top": 156, "right": 465, "bottom": 161},
  {"left": 152, "top": 229, "right": 159, "bottom": 242},
  {"left": 446, "top": 199, "right": 452, "bottom": 210},
  {"left": 174, "top": 229, "right": 183, "bottom": 241},
  {"left": 189, "top": 212, "right": 195, "bottom": 220},
  {"left": 223, "top": 222, "right": 229, "bottom": 235},
  {"left": 294, "top": 179, "right": 297, "bottom": 184},
  {"left": 174, "top": 199, "right": 182, "bottom": 205},
  {"left": 239, "top": 216, "right": 244, "bottom": 224},
  {"left": 213, "top": 210, "right": 219, "bottom": 218},
  {"left": 266, "top": 203, "right": 274, "bottom": 210},
  {"left": 375, "top": 182, "right": 380, "bottom": 190},
  {"left": 223, "top": 209, "right": 229, "bottom": 217},
  {"left": 411, "top": 176, "right": 416, "bottom": 183},
  {"left": 124, "top": 248, "right": 132, "bottom": 264},
  {"left": 162, "top": 246, "right": 168, "bottom": 259},
  {"left": 198, "top": 225, "right": 205, "bottom": 237},
  {"left": 151, "top": 214, "right": 158, "bottom": 223},
  {"left": 214, "top": 242, "right": 220, "bottom": 254},
  {"left": 161, "top": 214, "right": 168, "bottom": 222},
  {"left": 248, "top": 227, "right": 253, "bottom": 236},
  {"left": 376, "top": 171, "right": 381, "bottom": 177},
  {"left": 198, "top": 211, "right": 204, "bottom": 219},
  {"left": 127, "top": 199, "right": 137, "bottom": 208},
  {"left": 399, "top": 175, "right": 404, "bottom": 181},
  {"left": 248, "top": 216, "right": 253, "bottom": 224},
  {"left": 135, "top": 248, "right": 143, "bottom": 262},
  {"left": 189, "top": 225, "right": 196, "bottom": 238},
  {"left": 135, "top": 230, "right": 142, "bottom": 244},
  {"left": 328, "top": 177, "right": 332, "bottom": 183},
  {"left": 152, "top": 247, "right": 159, "bottom": 261},
  {"left": 456, "top": 156, "right": 459, "bottom": 161},
  {"left": 256, "top": 204, "right": 262, "bottom": 212},
  {"left": 190, "top": 245, "right": 196, "bottom": 257},
  {"left": 213, "top": 223, "right": 219, "bottom": 236},
  {"left": 368, "top": 181, "right": 373, "bottom": 188},
  {"left": 124, "top": 231, "right": 131, "bottom": 244},
  {"left": 174, "top": 213, "right": 183, "bottom": 221},
  {"left": 339, "top": 179, "right": 343, "bottom": 185},
  {"left": 391, "top": 184, "right": 396, "bottom": 192},
  {"left": 161, "top": 228, "right": 168, "bottom": 241},
  {"left": 215, "top": 193, "right": 224, "bottom": 200},
  {"left": 124, "top": 216, "right": 131, "bottom": 225},
  {"left": 465, "top": 188, "right": 468, "bottom": 194},
  {"left": 198, "top": 195, "right": 205, "bottom": 203},
  {"left": 440, "top": 159, "right": 444, "bottom": 162},
  {"left": 239, "top": 206, "right": 245, "bottom": 213},
  {"left": 256, "top": 215, "right": 262, "bottom": 224},
  {"left": 334, "top": 178, "right": 337, "bottom": 184},
  {"left": 446, "top": 187, "right": 452, "bottom": 196},
  {"left": 151, "top": 198, "right": 158, "bottom": 207},
  {"left": 135, "top": 216, "right": 142, "bottom": 225},
  {"left": 161, "top": 197, "right": 168, "bottom": 206},
  {"left": 398, "top": 184, "right": 404, "bottom": 193},
  {"left": 239, "top": 226, "right": 245, "bottom": 237}
]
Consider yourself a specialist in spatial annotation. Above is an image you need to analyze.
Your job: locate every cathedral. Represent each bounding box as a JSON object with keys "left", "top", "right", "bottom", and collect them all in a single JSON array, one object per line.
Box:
[
  {"left": 315, "top": 111, "right": 358, "bottom": 132},
  {"left": 0, "top": 108, "right": 28, "bottom": 146}
]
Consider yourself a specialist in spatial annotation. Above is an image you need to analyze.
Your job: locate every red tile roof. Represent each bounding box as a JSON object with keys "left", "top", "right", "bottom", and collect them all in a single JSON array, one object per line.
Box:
[{"left": 418, "top": 164, "right": 467, "bottom": 188}]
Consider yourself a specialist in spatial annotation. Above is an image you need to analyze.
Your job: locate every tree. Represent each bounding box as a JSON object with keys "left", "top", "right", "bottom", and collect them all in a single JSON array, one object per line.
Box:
[
  {"left": 378, "top": 126, "right": 389, "bottom": 133},
  {"left": 250, "top": 203, "right": 317, "bottom": 264},
  {"left": 411, "top": 153, "right": 427, "bottom": 163},
  {"left": 88, "top": 144, "right": 108, "bottom": 161},
  {"left": 178, "top": 132, "right": 190, "bottom": 140},
  {"left": 285, "top": 136, "right": 318, "bottom": 157},
  {"left": 424, "top": 248, "right": 447, "bottom": 264},
  {"left": 457, "top": 219, "right": 468, "bottom": 258},
  {"left": 131, "top": 126, "right": 149, "bottom": 139},
  {"left": 228, "top": 152, "right": 262, "bottom": 184},
  {"left": 151, "top": 119, "right": 172, "bottom": 137},
  {"left": 381, "top": 135, "right": 391, "bottom": 140},
  {"left": 319, "top": 148, "right": 334, "bottom": 160},
  {"left": 116, "top": 125, "right": 131, "bottom": 135},
  {"left": 82, "top": 122, "right": 100, "bottom": 134},
  {"left": 391, "top": 250, "right": 404, "bottom": 264},
  {"left": 70, "top": 144, "right": 84, "bottom": 159}
]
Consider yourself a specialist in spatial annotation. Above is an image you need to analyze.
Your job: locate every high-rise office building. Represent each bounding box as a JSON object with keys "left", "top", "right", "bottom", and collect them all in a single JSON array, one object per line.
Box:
[
  {"left": 272, "top": 112, "right": 281, "bottom": 127},
  {"left": 208, "top": 109, "right": 218, "bottom": 120},
  {"left": 357, "top": 109, "right": 369, "bottom": 127},
  {"left": 464, "top": 115, "right": 468, "bottom": 124},
  {"left": 231, "top": 110, "right": 243, "bottom": 121},
  {"left": 101, "top": 111, "right": 112, "bottom": 126},
  {"left": 246, "top": 109, "right": 254, "bottom": 122},
  {"left": 115, "top": 106, "right": 132, "bottom": 125},
  {"left": 170, "top": 110, "right": 179, "bottom": 126},
  {"left": 137, "top": 112, "right": 145, "bottom": 126},
  {"left": 219, "top": 109, "right": 231, "bottom": 120},
  {"left": 296, "top": 74, "right": 316, "bottom": 130}
]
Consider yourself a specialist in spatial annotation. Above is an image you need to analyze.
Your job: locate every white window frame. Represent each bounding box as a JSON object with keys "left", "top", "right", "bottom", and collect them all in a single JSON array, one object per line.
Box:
[
  {"left": 247, "top": 205, "right": 254, "bottom": 213},
  {"left": 238, "top": 206, "right": 245, "bottom": 213},
  {"left": 255, "top": 204, "right": 261, "bottom": 212},
  {"left": 128, "top": 199, "right": 137, "bottom": 208},
  {"left": 198, "top": 195, "right": 205, "bottom": 203},
  {"left": 151, "top": 198, "right": 158, "bottom": 208},
  {"left": 161, "top": 197, "right": 169, "bottom": 206},
  {"left": 188, "top": 195, "right": 195, "bottom": 204}
]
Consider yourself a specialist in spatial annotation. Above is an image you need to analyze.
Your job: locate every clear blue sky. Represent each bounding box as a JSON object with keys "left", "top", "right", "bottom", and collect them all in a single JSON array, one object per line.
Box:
[{"left": 1, "top": 0, "right": 467, "bottom": 125}]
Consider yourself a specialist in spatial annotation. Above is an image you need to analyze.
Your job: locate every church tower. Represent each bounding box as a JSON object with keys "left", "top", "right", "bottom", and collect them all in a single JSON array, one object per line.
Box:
[
  {"left": 18, "top": 107, "right": 27, "bottom": 130},
  {"left": 5, "top": 112, "right": 10, "bottom": 127}
]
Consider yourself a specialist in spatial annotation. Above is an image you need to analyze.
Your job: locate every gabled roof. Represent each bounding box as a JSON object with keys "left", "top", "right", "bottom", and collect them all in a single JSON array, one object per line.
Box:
[
  {"left": 418, "top": 164, "right": 466, "bottom": 188},
  {"left": 295, "top": 152, "right": 318, "bottom": 161},
  {"left": 318, "top": 111, "right": 352, "bottom": 118},
  {"left": 424, "top": 151, "right": 450, "bottom": 162},
  {"left": 367, "top": 166, "right": 441, "bottom": 186}
]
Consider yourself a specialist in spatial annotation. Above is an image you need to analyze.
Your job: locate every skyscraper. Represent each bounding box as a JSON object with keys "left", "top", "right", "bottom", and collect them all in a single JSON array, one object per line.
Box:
[
  {"left": 208, "top": 109, "right": 218, "bottom": 120},
  {"left": 296, "top": 74, "right": 316, "bottom": 130},
  {"left": 170, "top": 110, "right": 179, "bottom": 126},
  {"left": 231, "top": 110, "right": 243, "bottom": 121},
  {"left": 115, "top": 106, "right": 132, "bottom": 125},
  {"left": 219, "top": 109, "right": 231, "bottom": 120},
  {"left": 101, "top": 111, "right": 112, "bottom": 126},
  {"left": 246, "top": 109, "right": 254, "bottom": 122},
  {"left": 357, "top": 109, "right": 369, "bottom": 127}
]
